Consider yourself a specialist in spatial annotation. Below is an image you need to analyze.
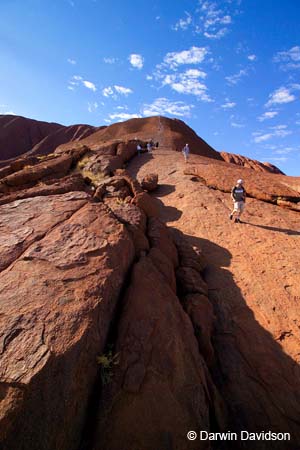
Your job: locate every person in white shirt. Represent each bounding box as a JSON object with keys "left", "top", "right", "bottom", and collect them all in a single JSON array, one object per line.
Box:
[{"left": 182, "top": 143, "right": 190, "bottom": 163}]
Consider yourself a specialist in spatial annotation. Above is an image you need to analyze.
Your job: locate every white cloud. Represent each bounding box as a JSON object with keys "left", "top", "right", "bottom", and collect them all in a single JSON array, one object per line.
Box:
[
  {"left": 162, "top": 69, "right": 211, "bottom": 101},
  {"left": 253, "top": 124, "right": 292, "bottom": 143},
  {"left": 258, "top": 111, "right": 278, "bottom": 122},
  {"left": 204, "top": 28, "right": 227, "bottom": 39},
  {"left": 173, "top": 12, "right": 192, "bottom": 31},
  {"left": 231, "top": 122, "right": 245, "bottom": 128},
  {"left": 83, "top": 80, "right": 97, "bottom": 91},
  {"left": 103, "top": 57, "right": 117, "bottom": 64},
  {"left": 198, "top": 1, "right": 233, "bottom": 39},
  {"left": 114, "top": 85, "right": 133, "bottom": 95},
  {"left": 221, "top": 101, "right": 236, "bottom": 109},
  {"left": 253, "top": 133, "right": 273, "bottom": 143},
  {"left": 109, "top": 112, "right": 141, "bottom": 121},
  {"left": 265, "top": 86, "right": 296, "bottom": 107},
  {"left": 0, "top": 110, "right": 16, "bottom": 115},
  {"left": 225, "top": 69, "right": 247, "bottom": 85},
  {"left": 88, "top": 102, "right": 98, "bottom": 113},
  {"left": 146, "top": 75, "right": 153, "bottom": 80},
  {"left": 142, "top": 97, "right": 193, "bottom": 117},
  {"left": 67, "top": 58, "right": 77, "bottom": 65},
  {"left": 163, "top": 46, "right": 208, "bottom": 68},
  {"left": 129, "top": 53, "right": 144, "bottom": 69},
  {"left": 102, "top": 86, "right": 114, "bottom": 97},
  {"left": 273, "top": 46, "right": 300, "bottom": 70},
  {"left": 102, "top": 85, "right": 133, "bottom": 98},
  {"left": 68, "top": 75, "right": 97, "bottom": 92},
  {"left": 248, "top": 54, "right": 257, "bottom": 61}
]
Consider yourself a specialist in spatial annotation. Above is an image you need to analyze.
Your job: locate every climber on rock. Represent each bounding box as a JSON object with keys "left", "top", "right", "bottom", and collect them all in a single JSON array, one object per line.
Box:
[
  {"left": 182, "top": 143, "right": 190, "bottom": 163},
  {"left": 230, "top": 179, "right": 246, "bottom": 223}
]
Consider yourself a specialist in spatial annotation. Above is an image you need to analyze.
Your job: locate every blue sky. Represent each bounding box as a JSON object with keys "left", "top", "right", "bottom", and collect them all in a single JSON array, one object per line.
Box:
[{"left": 0, "top": 0, "right": 299, "bottom": 175}]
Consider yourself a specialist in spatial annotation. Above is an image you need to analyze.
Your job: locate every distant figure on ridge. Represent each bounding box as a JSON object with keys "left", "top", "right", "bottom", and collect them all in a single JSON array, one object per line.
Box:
[
  {"left": 147, "top": 142, "right": 152, "bottom": 153},
  {"left": 230, "top": 179, "right": 246, "bottom": 223},
  {"left": 136, "top": 143, "right": 142, "bottom": 156},
  {"left": 182, "top": 143, "right": 190, "bottom": 163}
]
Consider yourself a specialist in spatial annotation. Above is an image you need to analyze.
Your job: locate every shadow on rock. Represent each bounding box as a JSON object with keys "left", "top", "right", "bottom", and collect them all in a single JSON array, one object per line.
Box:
[
  {"left": 243, "top": 221, "right": 300, "bottom": 236},
  {"left": 126, "top": 152, "right": 153, "bottom": 179},
  {"left": 155, "top": 183, "right": 176, "bottom": 197},
  {"left": 177, "top": 232, "right": 300, "bottom": 450}
]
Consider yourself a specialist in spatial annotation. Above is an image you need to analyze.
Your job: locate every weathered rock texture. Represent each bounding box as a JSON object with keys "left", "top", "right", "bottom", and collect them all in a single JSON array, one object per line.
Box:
[
  {"left": 221, "top": 151, "right": 284, "bottom": 175},
  {"left": 0, "top": 114, "right": 97, "bottom": 162},
  {"left": 0, "top": 115, "right": 300, "bottom": 450}
]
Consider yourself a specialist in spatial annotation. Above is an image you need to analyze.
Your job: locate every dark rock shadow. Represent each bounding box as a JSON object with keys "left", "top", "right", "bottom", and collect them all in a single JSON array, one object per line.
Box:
[
  {"left": 155, "top": 184, "right": 176, "bottom": 197},
  {"left": 172, "top": 230, "right": 300, "bottom": 450},
  {"left": 243, "top": 221, "right": 300, "bottom": 236},
  {"left": 126, "top": 152, "right": 153, "bottom": 178},
  {"left": 154, "top": 197, "right": 182, "bottom": 222}
]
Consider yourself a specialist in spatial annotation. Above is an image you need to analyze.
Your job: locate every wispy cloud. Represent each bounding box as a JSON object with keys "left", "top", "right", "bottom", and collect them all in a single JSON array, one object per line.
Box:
[
  {"left": 225, "top": 69, "right": 247, "bottom": 85},
  {"left": 258, "top": 111, "right": 278, "bottom": 122},
  {"left": 114, "top": 85, "right": 133, "bottom": 95},
  {"left": 163, "top": 46, "right": 208, "bottom": 69},
  {"left": 221, "top": 100, "right": 236, "bottom": 109},
  {"left": 102, "top": 85, "right": 133, "bottom": 98},
  {"left": 83, "top": 80, "right": 97, "bottom": 91},
  {"left": 198, "top": 0, "right": 232, "bottom": 39},
  {"left": 172, "top": 0, "right": 239, "bottom": 39},
  {"left": 88, "top": 102, "right": 98, "bottom": 113},
  {"left": 103, "top": 57, "right": 117, "bottom": 64},
  {"left": 129, "top": 53, "right": 144, "bottom": 69},
  {"left": 109, "top": 112, "right": 141, "bottom": 121},
  {"left": 265, "top": 86, "right": 295, "bottom": 107},
  {"left": 67, "top": 58, "right": 77, "bottom": 65},
  {"left": 253, "top": 124, "right": 292, "bottom": 143},
  {"left": 173, "top": 12, "right": 192, "bottom": 31},
  {"left": 162, "top": 69, "right": 211, "bottom": 101},
  {"left": 68, "top": 75, "right": 97, "bottom": 92},
  {"left": 273, "top": 46, "right": 300, "bottom": 70},
  {"left": 142, "top": 97, "right": 193, "bottom": 117},
  {"left": 231, "top": 122, "right": 245, "bottom": 128},
  {"left": 0, "top": 107, "right": 16, "bottom": 115},
  {"left": 247, "top": 54, "right": 257, "bottom": 61}
]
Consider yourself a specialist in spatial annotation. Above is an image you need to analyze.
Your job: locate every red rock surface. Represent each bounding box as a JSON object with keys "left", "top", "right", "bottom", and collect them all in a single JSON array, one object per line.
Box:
[
  {"left": 221, "top": 151, "right": 285, "bottom": 174},
  {"left": 0, "top": 115, "right": 300, "bottom": 450},
  {"left": 0, "top": 115, "right": 97, "bottom": 162},
  {"left": 141, "top": 172, "right": 158, "bottom": 191}
]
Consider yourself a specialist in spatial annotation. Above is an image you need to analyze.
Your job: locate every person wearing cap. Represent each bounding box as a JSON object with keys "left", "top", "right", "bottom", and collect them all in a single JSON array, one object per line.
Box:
[
  {"left": 182, "top": 143, "right": 190, "bottom": 163},
  {"left": 230, "top": 179, "right": 246, "bottom": 223}
]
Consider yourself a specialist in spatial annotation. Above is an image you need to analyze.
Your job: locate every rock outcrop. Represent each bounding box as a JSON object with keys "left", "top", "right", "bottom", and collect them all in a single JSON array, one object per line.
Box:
[
  {"left": 0, "top": 115, "right": 300, "bottom": 450},
  {"left": 0, "top": 114, "right": 97, "bottom": 162},
  {"left": 221, "top": 151, "right": 284, "bottom": 175}
]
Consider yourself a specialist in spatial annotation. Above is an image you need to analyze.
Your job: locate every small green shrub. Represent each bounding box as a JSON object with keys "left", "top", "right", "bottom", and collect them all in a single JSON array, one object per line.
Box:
[{"left": 97, "top": 347, "right": 120, "bottom": 385}]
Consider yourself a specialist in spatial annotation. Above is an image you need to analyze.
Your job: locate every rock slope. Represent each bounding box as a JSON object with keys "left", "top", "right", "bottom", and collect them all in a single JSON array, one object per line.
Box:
[
  {"left": 0, "top": 115, "right": 97, "bottom": 162},
  {"left": 0, "top": 115, "right": 299, "bottom": 450},
  {"left": 221, "top": 151, "right": 284, "bottom": 174}
]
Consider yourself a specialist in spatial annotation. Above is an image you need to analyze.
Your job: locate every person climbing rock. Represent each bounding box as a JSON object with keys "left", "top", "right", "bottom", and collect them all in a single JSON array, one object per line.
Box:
[
  {"left": 230, "top": 179, "right": 246, "bottom": 223},
  {"left": 147, "top": 142, "right": 152, "bottom": 153},
  {"left": 182, "top": 143, "right": 190, "bottom": 163},
  {"left": 136, "top": 143, "right": 142, "bottom": 156}
]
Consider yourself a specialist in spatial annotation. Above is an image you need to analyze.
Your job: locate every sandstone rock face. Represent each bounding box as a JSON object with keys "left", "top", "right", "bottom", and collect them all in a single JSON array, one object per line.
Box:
[
  {"left": 93, "top": 231, "right": 212, "bottom": 450},
  {"left": 141, "top": 172, "right": 158, "bottom": 191},
  {"left": 184, "top": 156, "right": 300, "bottom": 206},
  {"left": 221, "top": 151, "right": 284, "bottom": 175},
  {"left": 0, "top": 195, "right": 135, "bottom": 450},
  {"left": 0, "top": 115, "right": 300, "bottom": 450},
  {"left": 0, "top": 115, "right": 97, "bottom": 162}
]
